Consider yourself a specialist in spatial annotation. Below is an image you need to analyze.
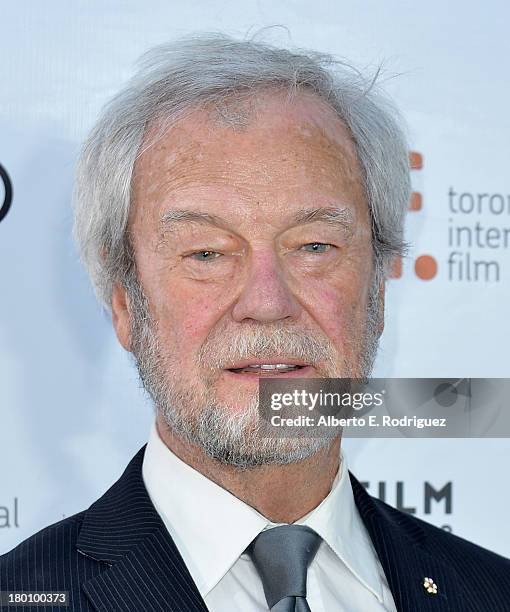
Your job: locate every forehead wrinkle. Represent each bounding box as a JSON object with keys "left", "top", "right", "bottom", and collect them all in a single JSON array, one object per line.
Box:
[
  {"left": 136, "top": 98, "right": 362, "bottom": 194},
  {"left": 142, "top": 131, "right": 361, "bottom": 203}
]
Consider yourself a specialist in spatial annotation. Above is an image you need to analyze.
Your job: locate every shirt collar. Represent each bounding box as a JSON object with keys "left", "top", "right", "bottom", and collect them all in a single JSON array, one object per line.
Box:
[
  {"left": 142, "top": 420, "right": 384, "bottom": 602},
  {"left": 295, "top": 447, "right": 386, "bottom": 602}
]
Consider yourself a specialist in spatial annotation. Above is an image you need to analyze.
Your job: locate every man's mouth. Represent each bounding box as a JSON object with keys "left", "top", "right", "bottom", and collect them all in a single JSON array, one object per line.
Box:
[{"left": 224, "top": 360, "right": 312, "bottom": 377}]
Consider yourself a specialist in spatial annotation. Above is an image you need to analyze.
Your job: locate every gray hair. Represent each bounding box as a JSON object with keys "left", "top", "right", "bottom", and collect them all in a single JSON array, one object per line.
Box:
[{"left": 73, "top": 31, "right": 410, "bottom": 309}]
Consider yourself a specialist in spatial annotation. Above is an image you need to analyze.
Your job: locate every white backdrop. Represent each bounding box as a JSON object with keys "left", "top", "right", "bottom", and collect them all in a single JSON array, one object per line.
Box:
[{"left": 1, "top": 0, "right": 509, "bottom": 557}]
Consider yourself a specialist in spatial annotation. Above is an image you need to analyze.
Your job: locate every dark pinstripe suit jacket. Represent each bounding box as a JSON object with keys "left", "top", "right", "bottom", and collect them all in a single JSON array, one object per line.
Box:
[{"left": 1, "top": 445, "right": 510, "bottom": 611}]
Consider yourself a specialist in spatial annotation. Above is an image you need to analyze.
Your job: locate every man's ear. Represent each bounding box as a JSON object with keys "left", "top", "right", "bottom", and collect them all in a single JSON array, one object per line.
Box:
[
  {"left": 111, "top": 281, "right": 132, "bottom": 352},
  {"left": 376, "top": 279, "right": 385, "bottom": 338}
]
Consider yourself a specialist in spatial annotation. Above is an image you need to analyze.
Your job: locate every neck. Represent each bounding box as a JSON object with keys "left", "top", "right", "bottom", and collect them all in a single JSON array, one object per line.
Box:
[{"left": 155, "top": 414, "right": 341, "bottom": 524}]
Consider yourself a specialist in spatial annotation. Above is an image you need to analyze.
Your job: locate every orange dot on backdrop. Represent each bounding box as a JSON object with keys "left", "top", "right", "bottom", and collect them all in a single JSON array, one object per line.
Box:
[{"left": 415, "top": 254, "right": 437, "bottom": 280}]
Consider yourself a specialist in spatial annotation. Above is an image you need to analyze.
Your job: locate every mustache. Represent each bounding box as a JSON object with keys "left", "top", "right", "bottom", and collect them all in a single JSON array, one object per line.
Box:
[{"left": 196, "top": 323, "right": 337, "bottom": 370}]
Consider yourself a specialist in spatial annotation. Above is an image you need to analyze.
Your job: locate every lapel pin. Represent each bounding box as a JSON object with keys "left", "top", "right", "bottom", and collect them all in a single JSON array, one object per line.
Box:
[{"left": 423, "top": 577, "right": 438, "bottom": 595}]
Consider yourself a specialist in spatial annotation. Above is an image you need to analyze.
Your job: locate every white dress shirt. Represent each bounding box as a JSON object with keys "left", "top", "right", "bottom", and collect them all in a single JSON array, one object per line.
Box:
[{"left": 142, "top": 421, "right": 397, "bottom": 611}]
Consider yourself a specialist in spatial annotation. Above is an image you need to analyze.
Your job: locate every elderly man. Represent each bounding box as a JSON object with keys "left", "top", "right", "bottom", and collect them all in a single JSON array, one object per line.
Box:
[{"left": 1, "top": 32, "right": 509, "bottom": 612}]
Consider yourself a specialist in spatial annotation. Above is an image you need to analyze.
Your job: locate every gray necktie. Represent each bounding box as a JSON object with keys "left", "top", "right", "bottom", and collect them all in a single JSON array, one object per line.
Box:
[{"left": 246, "top": 524, "right": 322, "bottom": 612}]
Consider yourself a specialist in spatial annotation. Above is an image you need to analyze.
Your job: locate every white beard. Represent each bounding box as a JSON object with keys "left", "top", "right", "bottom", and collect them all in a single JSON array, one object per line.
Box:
[{"left": 127, "top": 273, "right": 381, "bottom": 469}]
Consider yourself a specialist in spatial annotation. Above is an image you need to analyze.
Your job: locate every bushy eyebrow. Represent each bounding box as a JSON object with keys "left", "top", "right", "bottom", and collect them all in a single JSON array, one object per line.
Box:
[
  {"left": 291, "top": 206, "right": 354, "bottom": 229},
  {"left": 159, "top": 206, "right": 354, "bottom": 234}
]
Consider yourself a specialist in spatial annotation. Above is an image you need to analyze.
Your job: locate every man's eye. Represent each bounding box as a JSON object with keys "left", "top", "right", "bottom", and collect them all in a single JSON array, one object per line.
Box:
[
  {"left": 188, "top": 250, "right": 222, "bottom": 261},
  {"left": 301, "top": 242, "right": 332, "bottom": 253}
]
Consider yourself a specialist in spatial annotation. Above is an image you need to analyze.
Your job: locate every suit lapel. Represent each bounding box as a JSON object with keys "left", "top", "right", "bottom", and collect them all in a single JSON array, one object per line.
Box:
[
  {"left": 349, "top": 471, "right": 470, "bottom": 612},
  {"left": 81, "top": 528, "right": 209, "bottom": 612},
  {"left": 77, "top": 445, "right": 209, "bottom": 612}
]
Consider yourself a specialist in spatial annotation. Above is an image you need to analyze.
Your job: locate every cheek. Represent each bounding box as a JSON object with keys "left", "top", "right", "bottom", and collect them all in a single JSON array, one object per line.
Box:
[
  {"left": 302, "top": 277, "right": 370, "bottom": 343},
  {"left": 152, "top": 285, "right": 224, "bottom": 356}
]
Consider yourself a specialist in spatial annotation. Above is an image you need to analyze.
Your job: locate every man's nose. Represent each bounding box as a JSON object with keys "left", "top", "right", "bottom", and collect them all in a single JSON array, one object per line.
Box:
[{"left": 231, "top": 250, "right": 302, "bottom": 324}]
